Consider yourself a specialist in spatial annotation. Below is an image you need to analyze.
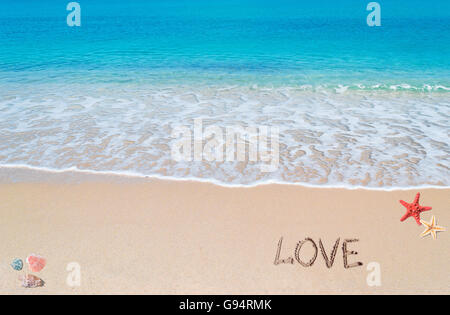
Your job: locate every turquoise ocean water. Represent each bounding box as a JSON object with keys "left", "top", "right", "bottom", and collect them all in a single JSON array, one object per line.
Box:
[
  {"left": 0, "top": 0, "right": 449, "bottom": 187},
  {"left": 1, "top": 0, "right": 450, "bottom": 87}
]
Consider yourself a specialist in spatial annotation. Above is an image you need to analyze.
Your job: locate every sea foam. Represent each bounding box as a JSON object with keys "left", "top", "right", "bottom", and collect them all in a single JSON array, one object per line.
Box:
[{"left": 0, "top": 84, "right": 448, "bottom": 188}]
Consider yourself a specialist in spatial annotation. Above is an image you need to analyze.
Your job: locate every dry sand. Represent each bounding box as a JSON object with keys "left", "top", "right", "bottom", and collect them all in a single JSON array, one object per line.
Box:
[{"left": 0, "top": 169, "right": 448, "bottom": 294}]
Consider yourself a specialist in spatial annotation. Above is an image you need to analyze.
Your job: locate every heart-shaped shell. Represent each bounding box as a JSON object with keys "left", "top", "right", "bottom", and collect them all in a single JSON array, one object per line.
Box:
[
  {"left": 19, "top": 274, "right": 45, "bottom": 288},
  {"left": 26, "top": 254, "right": 46, "bottom": 273}
]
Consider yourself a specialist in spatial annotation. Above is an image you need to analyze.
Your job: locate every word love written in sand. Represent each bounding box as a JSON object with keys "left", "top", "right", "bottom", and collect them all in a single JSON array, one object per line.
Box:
[{"left": 274, "top": 237, "right": 363, "bottom": 269}]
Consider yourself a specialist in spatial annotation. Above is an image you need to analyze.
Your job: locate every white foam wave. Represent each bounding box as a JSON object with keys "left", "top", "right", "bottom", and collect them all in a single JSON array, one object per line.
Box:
[
  {"left": 1, "top": 164, "right": 448, "bottom": 191},
  {"left": 0, "top": 84, "right": 449, "bottom": 187}
]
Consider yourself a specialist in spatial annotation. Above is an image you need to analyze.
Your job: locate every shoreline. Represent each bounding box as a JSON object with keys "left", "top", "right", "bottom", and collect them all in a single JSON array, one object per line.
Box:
[{"left": 0, "top": 164, "right": 448, "bottom": 191}]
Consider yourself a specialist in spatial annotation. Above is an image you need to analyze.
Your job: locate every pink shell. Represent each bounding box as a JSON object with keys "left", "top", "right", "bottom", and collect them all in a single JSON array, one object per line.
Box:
[{"left": 26, "top": 254, "right": 46, "bottom": 273}]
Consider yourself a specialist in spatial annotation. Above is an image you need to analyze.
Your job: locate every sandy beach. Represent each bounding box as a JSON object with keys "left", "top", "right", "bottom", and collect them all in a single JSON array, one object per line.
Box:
[
  {"left": 2, "top": 0, "right": 449, "bottom": 298},
  {"left": 0, "top": 168, "right": 448, "bottom": 294}
]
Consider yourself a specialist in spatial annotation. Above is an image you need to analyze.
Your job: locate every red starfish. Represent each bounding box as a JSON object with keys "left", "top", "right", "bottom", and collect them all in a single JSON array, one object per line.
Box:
[{"left": 399, "top": 193, "right": 432, "bottom": 225}]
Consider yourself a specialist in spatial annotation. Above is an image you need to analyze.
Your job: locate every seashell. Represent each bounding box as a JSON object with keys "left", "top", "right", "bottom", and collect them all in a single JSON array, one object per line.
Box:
[
  {"left": 19, "top": 274, "right": 45, "bottom": 288},
  {"left": 11, "top": 258, "right": 23, "bottom": 271},
  {"left": 26, "top": 254, "right": 46, "bottom": 272}
]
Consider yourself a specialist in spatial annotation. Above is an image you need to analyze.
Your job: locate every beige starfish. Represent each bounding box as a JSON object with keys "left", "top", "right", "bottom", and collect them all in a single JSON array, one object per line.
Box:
[{"left": 420, "top": 215, "right": 445, "bottom": 240}]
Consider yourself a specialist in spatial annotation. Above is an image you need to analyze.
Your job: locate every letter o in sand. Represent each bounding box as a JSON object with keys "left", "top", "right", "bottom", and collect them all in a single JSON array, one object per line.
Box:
[{"left": 295, "top": 238, "right": 318, "bottom": 267}]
